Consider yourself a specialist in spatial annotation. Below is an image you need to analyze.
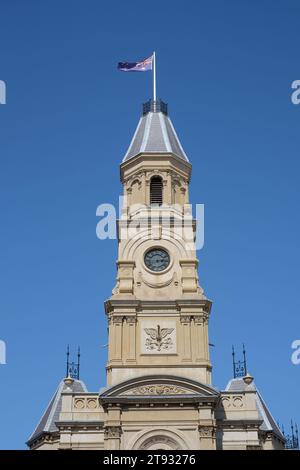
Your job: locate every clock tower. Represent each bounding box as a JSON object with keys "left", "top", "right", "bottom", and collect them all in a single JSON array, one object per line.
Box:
[
  {"left": 99, "top": 99, "right": 219, "bottom": 451},
  {"left": 104, "top": 99, "right": 212, "bottom": 388}
]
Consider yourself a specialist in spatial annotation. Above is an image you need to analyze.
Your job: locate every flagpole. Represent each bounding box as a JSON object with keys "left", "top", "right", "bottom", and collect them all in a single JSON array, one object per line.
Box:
[{"left": 153, "top": 51, "right": 156, "bottom": 102}]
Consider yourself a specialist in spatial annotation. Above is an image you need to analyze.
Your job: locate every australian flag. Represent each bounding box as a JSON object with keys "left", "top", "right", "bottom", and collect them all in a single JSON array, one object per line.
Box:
[{"left": 118, "top": 55, "right": 153, "bottom": 72}]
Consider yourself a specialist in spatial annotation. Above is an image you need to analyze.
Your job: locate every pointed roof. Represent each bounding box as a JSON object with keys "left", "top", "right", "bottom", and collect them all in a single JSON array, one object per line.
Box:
[
  {"left": 226, "top": 377, "right": 285, "bottom": 441},
  {"left": 27, "top": 377, "right": 87, "bottom": 446},
  {"left": 123, "top": 100, "right": 189, "bottom": 163}
]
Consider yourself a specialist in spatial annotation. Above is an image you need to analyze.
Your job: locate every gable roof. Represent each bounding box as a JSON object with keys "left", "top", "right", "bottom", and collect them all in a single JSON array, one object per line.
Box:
[{"left": 27, "top": 378, "right": 87, "bottom": 445}]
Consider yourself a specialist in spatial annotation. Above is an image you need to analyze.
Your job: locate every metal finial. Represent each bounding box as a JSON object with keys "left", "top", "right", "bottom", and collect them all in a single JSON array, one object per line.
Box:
[
  {"left": 243, "top": 343, "right": 247, "bottom": 372},
  {"left": 77, "top": 346, "right": 81, "bottom": 380},
  {"left": 232, "top": 345, "right": 235, "bottom": 377},
  {"left": 66, "top": 345, "right": 70, "bottom": 378},
  {"left": 232, "top": 344, "right": 247, "bottom": 378},
  {"left": 65, "top": 345, "right": 80, "bottom": 380}
]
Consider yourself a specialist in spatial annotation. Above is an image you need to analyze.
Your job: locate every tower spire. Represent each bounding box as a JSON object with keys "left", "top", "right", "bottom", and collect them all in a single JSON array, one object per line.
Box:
[{"left": 122, "top": 99, "right": 189, "bottom": 163}]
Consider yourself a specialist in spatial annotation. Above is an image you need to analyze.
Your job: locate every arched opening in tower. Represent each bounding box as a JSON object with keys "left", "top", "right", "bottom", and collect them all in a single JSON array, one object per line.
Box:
[{"left": 150, "top": 176, "right": 163, "bottom": 205}]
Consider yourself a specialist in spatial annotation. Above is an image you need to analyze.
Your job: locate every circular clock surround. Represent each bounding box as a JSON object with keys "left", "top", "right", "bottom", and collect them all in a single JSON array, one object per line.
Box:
[{"left": 144, "top": 248, "right": 170, "bottom": 272}]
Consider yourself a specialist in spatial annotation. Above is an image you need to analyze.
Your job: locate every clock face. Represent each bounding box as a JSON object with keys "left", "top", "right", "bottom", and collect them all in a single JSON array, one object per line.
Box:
[{"left": 144, "top": 249, "right": 170, "bottom": 272}]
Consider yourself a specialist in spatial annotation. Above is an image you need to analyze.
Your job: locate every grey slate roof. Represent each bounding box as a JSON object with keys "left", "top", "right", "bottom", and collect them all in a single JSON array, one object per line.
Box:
[
  {"left": 123, "top": 110, "right": 189, "bottom": 162},
  {"left": 27, "top": 378, "right": 87, "bottom": 444},
  {"left": 226, "top": 377, "right": 284, "bottom": 440}
]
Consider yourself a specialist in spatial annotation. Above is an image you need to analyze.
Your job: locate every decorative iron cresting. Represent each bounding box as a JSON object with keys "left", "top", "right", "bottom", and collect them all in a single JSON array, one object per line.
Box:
[
  {"left": 282, "top": 421, "right": 299, "bottom": 450},
  {"left": 232, "top": 344, "right": 247, "bottom": 378},
  {"left": 66, "top": 345, "right": 80, "bottom": 380},
  {"left": 142, "top": 99, "right": 168, "bottom": 116}
]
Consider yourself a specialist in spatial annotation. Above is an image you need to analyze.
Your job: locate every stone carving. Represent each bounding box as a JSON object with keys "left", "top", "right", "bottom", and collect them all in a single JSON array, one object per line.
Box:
[
  {"left": 104, "top": 426, "right": 122, "bottom": 439},
  {"left": 232, "top": 397, "right": 243, "bottom": 408},
  {"left": 199, "top": 426, "right": 215, "bottom": 438},
  {"left": 141, "top": 321, "right": 176, "bottom": 354},
  {"left": 221, "top": 395, "right": 244, "bottom": 409},
  {"left": 140, "top": 435, "right": 180, "bottom": 450},
  {"left": 122, "top": 384, "right": 190, "bottom": 396},
  {"left": 112, "top": 316, "right": 123, "bottom": 324},
  {"left": 180, "top": 315, "right": 191, "bottom": 324},
  {"left": 87, "top": 399, "right": 98, "bottom": 409},
  {"left": 74, "top": 397, "right": 99, "bottom": 410},
  {"left": 221, "top": 397, "right": 230, "bottom": 409},
  {"left": 125, "top": 315, "right": 136, "bottom": 324},
  {"left": 74, "top": 399, "right": 85, "bottom": 409},
  {"left": 144, "top": 325, "right": 174, "bottom": 351}
]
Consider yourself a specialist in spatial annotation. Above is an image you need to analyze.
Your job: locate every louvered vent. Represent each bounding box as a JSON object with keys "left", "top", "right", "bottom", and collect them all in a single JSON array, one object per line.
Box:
[{"left": 150, "top": 176, "right": 163, "bottom": 205}]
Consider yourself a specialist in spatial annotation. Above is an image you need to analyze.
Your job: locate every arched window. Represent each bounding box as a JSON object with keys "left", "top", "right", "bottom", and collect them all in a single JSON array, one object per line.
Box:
[{"left": 150, "top": 176, "right": 163, "bottom": 205}]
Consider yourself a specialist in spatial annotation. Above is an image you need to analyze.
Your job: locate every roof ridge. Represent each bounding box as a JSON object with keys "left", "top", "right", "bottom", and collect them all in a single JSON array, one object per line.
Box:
[
  {"left": 158, "top": 112, "right": 172, "bottom": 152},
  {"left": 140, "top": 112, "right": 152, "bottom": 152}
]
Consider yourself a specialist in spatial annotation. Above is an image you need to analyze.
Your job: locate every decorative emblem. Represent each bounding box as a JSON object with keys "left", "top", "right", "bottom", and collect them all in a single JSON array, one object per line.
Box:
[
  {"left": 144, "top": 324, "right": 174, "bottom": 351},
  {"left": 123, "top": 384, "right": 190, "bottom": 396}
]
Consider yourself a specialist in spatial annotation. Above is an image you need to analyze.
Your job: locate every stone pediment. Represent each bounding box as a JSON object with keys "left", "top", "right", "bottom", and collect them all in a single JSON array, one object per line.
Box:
[{"left": 99, "top": 375, "right": 220, "bottom": 401}]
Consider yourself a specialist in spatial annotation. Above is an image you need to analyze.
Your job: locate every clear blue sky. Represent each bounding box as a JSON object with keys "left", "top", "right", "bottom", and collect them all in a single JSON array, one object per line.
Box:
[{"left": 0, "top": 0, "right": 299, "bottom": 449}]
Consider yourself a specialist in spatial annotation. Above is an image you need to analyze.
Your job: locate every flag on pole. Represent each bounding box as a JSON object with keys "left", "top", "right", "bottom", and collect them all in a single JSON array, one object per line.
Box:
[{"left": 117, "top": 55, "right": 153, "bottom": 72}]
